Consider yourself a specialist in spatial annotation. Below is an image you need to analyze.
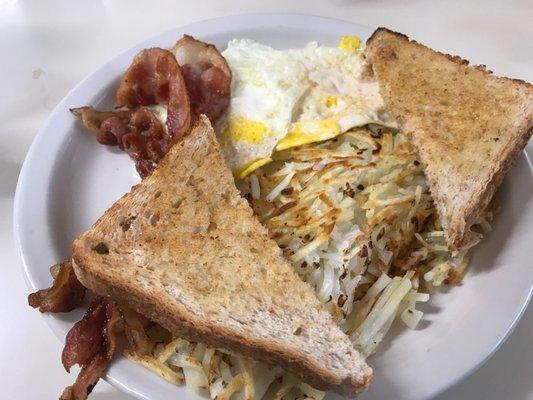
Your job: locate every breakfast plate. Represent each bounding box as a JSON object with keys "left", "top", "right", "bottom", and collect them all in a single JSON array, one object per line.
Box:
[{"left": 14, "top": 13, "right": 533, "bottom": 400}]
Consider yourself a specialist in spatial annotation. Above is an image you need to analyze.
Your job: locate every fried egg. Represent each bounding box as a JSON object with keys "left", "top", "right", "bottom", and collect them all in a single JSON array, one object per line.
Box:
[
  {"left": 217, "top": 36, "right": 395, "bottom": 178},
  {"left": 217, "top": 39, "right": 309, "bottom": 178}
]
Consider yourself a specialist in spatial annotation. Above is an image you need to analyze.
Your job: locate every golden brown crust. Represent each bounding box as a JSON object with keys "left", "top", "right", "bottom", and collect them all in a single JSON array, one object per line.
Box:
[
  {"left": 368, "top": 28, "right": 533, "bottom": 88},
  {"left": 72, "top": 260, "right": 371, "bottom": 393},
  {"left": 71, "top": 116, "right": 371, "bottom": 395},
  {"left": 366, "top": 28, "right": 533, "bottom": 251}
]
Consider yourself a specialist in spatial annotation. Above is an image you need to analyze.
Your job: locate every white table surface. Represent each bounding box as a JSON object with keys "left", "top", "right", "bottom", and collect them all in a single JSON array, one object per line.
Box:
[{"left": 1, "top": 1, "right": 531, "bottom": 399}]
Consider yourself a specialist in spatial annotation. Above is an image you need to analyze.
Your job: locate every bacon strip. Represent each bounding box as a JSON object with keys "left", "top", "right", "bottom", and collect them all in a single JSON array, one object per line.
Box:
[
  {"left": 28, "top": 262, "right": 172, "bottom": 399},
  {"left": 72, "top": 106, "right": 170, "bottom": 178},
  {"left": 60, "top": 296, "right": 122, "bottom": 400},
  {"left": 60, "top": 353, "right": 107, "bottom": 400},
  {"left": 115, "top": 48, "right": 191, "bottom": 138},
  {"left": 172, "top": 35, "right": 231, "bottom": 124},
  {"left": 70, "top": 107, "right": 132, "bottom": 145},
  {"left": 72, "top": 39, "right": 231, "bottom": 180},
  {"left": 28, "top": 261, "right": 86, "bottom": 313}
]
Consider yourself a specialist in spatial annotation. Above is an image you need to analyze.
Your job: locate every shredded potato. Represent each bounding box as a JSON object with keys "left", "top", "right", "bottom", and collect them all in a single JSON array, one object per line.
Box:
[{"left": 124, "top": 125, "right": 493, "bottom": 399}]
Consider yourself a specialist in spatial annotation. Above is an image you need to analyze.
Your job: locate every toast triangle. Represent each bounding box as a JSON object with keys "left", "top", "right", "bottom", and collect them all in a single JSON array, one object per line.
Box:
[
  {"left": 365, "top": 28, "right": 533, "bottom": 251},
  {"left": 72, "top": 116, "right": 371, "bottom": 395}
]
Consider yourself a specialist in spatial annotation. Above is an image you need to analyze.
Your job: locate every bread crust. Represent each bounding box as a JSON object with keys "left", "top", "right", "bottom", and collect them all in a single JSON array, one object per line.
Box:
[
  {"left": 366, "top": 28, "right": 533, "bottom": 251},
  {"left": 72, "top": 260, "right": 371, "bottom": 393},
  {"left": 368, "top": 28, "right": 533, "bottom": 88},
  {"left": 72, "top": 116, "right": 372, "bottom": 395}
]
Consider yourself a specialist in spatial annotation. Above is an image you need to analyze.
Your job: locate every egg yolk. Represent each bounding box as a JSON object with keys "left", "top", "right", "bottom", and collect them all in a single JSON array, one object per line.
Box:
[
  {"left": 339, "top": 35, "right": 361, "bottom": 52},
  {"left": 222, "top": 116, "right": 270, "bottom": 144},
  {"left": 325, "top": 96, "right": 338, "bottom": 108},
  {"left": 276, "top": 119, "right": 340, "bottom": 151},
  {"left": 235, "top": 157, "right": 272, "bottom": 179}
]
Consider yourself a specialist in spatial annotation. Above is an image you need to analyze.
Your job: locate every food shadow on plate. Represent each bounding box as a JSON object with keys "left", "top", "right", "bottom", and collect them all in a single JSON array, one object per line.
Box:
[
  {"left": 43, "top": 304, "right": 86, "bottom": 327},
  {"left": 435, "top": 308, "right": 533, "bottom": 400},
  {"left": 85, "top": 392, "right": 127, "bottom": 400},
  {"left": 362, "top": 154, "right": 532, "bottom": 364},
  {"left": 327, "top": 370, "right": 405, "bottom": 400},
  {"left": 466, "top": 153, "right": 532, "bottom": 276},
  {"left": 364, "top": 300, "right": 439, "bottom": 360}
]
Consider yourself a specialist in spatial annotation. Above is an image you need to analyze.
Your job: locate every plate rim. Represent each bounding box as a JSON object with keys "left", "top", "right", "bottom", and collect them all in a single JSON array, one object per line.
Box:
[{"left": 13, "top": 12, "right": 533, "bottom": 400}]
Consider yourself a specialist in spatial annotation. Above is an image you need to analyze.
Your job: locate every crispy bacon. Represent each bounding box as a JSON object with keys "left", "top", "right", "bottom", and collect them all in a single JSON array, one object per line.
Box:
[
  {"left": 115, "top": 48, "right": 191, "bottom": 138},
  {"left": 73, "top": 39, "right": 231, "bottom": 179},
  {"left": 72, "top": 106, "right": 169, "bottom": 178},
  {"left": 60, "top": 296, "right": 122, "bottom": 400},
  {"left": 28, "top": 261, "right": 86, "bottom": 313},
  {"left": 60, "top": 353, "right": 108, "bottom": 400},
  {"left": 99, "top": 116, "right": 127, "bottom": 146},
  {"left": 71, "top": 107, "right": 132, "bottom": 145},
  {"left": 28, "top": 262, "right": 173, "bottom": 399},
  {"left": 172, "top": 35, "right": 231, "bottom": 124}
]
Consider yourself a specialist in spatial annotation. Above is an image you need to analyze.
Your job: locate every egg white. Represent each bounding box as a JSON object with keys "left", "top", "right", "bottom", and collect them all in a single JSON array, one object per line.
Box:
[
  {"left": 215, "top": 37, "right": 395, "bottom": 177},
  {"left": 217, "top": 39, "right": 309, "bottom": 177}
]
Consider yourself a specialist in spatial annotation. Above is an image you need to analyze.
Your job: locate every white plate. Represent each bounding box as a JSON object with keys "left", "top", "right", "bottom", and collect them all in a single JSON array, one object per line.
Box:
[{"left": 14, "top": 13, "right": 533, "bottom": 400}]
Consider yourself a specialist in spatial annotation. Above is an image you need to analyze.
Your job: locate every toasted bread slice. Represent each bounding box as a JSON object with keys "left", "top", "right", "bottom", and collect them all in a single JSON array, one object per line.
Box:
[
  {"left": 365, "top": 28, "right": 533, "bottom": 252},
  {"left": 71, "top": 116, "right": 371, "bottom": 395}
]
